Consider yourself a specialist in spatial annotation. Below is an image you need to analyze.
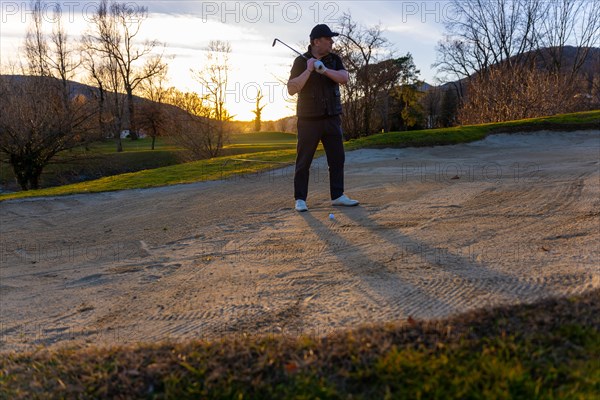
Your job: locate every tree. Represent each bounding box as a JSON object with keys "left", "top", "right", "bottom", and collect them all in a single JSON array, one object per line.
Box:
[
  {"left": 0, "top": 77, "right": 96, "bottom": 190},
  {"left": 395, "top": 85, "right": 424, "bottom": 130},
  {"left": 434, "top": 0, "right": 545, "bottom": 83},
  {"left": 24, "top": 0, "right": 49, "bottom": 77},
  {"left": 251, "top": 90, "right": 266, "bottom": 132},
  {"left": 458, "top": 64, "right": 582, "bottom": 124},
  {"left": 435, "top": 0, "right": 600, "bottom": 123},
  {"left": 336, "top": 13, "right": 392, "bottom": 137},
  {"left": 86, "top": 0, "right": 167, "bottom": 140},
  {"left": 82, "top": 39, "right": 126, "bottom": 151},
  {"left": 439, "top": 87, "right": 458, "bottom": 128},
  {"left": 421, "top": 86, "right": 442, "bottom": 129},
  {"left": 534, "top": 0, "right": 600, "bottom": 81},
  {"left": 388, "top": 55, "right": 422, "bottom": 131},
  {"left": 0, "top": 2, "right": 95, "bottom": 190},
  {"left": 47, "top": 3, "right": 80, "bottom": 101},
  {"left": 137, "top": 67, "right": 170, "bottom": 149},
  {"left": 24, "top": 1, "right": 80, "bottom": 86},
  {"left": 369, "top": 59, "right": 403, "bottom": 133},
  {"left": 192, "top": 40, "right": 233, "bottom": 151},
  {"left": 164, "top": 88, "right": 223, "bottom": 159}
]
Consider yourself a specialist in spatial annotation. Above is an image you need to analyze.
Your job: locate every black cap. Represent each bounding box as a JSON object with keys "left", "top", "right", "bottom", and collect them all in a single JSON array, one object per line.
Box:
[{"left": 310, "top": 24, "right": 339, "bottom": 40}]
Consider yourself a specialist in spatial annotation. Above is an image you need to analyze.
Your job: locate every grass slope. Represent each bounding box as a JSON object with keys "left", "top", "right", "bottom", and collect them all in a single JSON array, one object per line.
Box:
[
  {"left": 1, "top": 290, "right": 598, "bottom": 399},
  {"left": 1, "top": 110, "right": 598, "bottom": 201},
  {"left": 344, "top": 109, "right": 600, "bottom": 150}
]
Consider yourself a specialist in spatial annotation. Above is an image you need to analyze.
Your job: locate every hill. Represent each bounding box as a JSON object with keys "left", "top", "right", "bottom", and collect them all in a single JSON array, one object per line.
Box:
[
  {"left": 438, "top": 46, "right": 600, "bottom": 91},
  {"left": 0, "top": 74, "right": 210, "bottom": 127}
]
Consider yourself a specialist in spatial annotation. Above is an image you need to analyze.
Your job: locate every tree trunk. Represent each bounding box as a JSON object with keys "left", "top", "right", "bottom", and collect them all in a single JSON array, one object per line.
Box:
[
  {"left": 127, "top": 90, "right": 138, "bottom": 140},
  {"left": 30, "top": 167, "right": 42, "bottom": 190},
  {"left": 254, "top": 117, "right": 261, "bottom": 132},
  {"left": 11, "top": 155, "right": 44, "bottom": 190}
]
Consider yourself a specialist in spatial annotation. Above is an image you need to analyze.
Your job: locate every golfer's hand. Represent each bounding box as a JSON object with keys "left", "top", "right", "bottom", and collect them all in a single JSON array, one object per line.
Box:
[
  {"left": 306, "top": 58, "right": 317, "bottom": 72},
  {"left": 314, "top": 60, "right": 327, "bottom": 74}
]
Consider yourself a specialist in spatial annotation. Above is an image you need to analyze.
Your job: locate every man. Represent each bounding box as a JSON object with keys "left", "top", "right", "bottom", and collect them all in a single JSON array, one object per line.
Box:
[{"left": 287, "top": 24, "right": 359, "bottom": 212}]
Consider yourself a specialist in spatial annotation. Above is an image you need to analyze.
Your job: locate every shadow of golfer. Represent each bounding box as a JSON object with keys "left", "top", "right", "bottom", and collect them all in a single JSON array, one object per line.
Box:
[
  {"left": 299, "top": 211, "right": 456, "bottom": 319},
  {"left": 336, "top": 205, "right": 544, "bottom": 306}
]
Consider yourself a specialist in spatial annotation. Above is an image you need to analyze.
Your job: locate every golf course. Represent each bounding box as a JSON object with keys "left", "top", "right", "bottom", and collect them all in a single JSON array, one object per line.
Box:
[{"left": 1, "top": 112, "right": 598, "bottom": 398}]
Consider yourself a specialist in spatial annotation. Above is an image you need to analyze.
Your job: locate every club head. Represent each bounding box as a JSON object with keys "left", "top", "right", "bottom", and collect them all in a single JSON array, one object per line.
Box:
[{"left": 272, "top": 38, "right": 278, "bottom": 47}]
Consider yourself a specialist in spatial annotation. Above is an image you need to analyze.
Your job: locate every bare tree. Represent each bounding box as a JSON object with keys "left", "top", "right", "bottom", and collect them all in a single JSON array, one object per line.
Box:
[
  {"left": 458, "top": 63, "right": 584, "bottom": 124},
  {"left": 435, "top": 0, "right": 545, "bottom": 83},
  {"left": 0, "top": 77, "right": 96, "bottom": 190},
  {"left": 535, "top": 0, "right": 600, "bottom": 80},
  {"left": 251, "top": 90, "right": 266, "bottom": 132},
  {"left": 86, "top": 0, "right": 166, "bottom": 140},
  {"left": 82, "top": 38, "right": 126, "bottom": 152},
  {"left": 336, "top": 12, "right": 392, "bottom": 137},
  {"left": 164, "top": 88, "right": 223, "bottom": 159},
  {"left": 47, "top": 3, "right": 80, "bottom": 100},
  {"left": 24, "top": 1, "right": 81, "bottom": 97},
  {"left": 24, "top": 0, "right": 50, "bottom": 77},
  {"left": 0, "top": 1, "right": 96, "bottom": 190},
  {"left": 435, "top": 0, "right": 600, "bottom": 123},
  {"left": 192, "top": 40, "right": 233, "bottom": 150},
  {"left": 137, "top": 67, "right": 170, "bottom": 149}
]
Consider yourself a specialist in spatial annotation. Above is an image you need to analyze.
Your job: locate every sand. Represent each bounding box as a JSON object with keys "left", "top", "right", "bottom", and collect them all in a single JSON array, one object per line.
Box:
[{"left": 1, "top": 130, "right": 598, "bottom": 352}]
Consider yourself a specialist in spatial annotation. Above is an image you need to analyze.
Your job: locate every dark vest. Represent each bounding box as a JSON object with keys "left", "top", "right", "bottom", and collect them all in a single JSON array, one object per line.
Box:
[{"left": 296, "top": 52, "right": 343, "bottom": 119}]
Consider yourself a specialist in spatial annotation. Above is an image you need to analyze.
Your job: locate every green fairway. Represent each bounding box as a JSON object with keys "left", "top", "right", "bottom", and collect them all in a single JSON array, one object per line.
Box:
[
  {"left": 1, "top": 110, "right": 598, "bottom": 201},
  {"left": 0, "top": 131, "right": 297, "bottom": 195},
  {"left": 228, "top": 131, "right": 298, "bottom": 145},
  {"left": 344, "top": 109, "right": 600, "bottom": 150}
]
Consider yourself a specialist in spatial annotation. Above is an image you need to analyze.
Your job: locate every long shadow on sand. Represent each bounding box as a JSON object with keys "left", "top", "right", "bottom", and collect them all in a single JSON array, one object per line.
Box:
[
  {"left": 299, "top": 210, "right": 455, "bottom": 318},
  {"left": 300, "top": 204, "right": 541, "bottom": 319}
]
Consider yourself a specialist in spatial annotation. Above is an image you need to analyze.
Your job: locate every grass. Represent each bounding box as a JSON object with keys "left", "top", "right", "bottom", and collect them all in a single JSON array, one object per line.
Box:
[
  {"left": 0, "top": 132, "right": 300, "bottom": 200},
  {"left": 344, "top": 109, "right": 600, "bottom": 151},
  {"left": 1, "top": 110, "right": 598, "bottom": 201},
  {"left": 0, "top": 149, "right": 301, "bottom": 200},
  {"left": 1, "top": 290, "right": 598, "bottom": 399},
  {"left": 0, "top": 133, "right": 297, "bottom": 191}
]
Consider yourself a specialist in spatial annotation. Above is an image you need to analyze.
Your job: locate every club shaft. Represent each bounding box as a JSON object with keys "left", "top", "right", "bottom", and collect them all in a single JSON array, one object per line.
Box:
[{"left": 273, "top": 39, "right": 307, "bottom": 59}]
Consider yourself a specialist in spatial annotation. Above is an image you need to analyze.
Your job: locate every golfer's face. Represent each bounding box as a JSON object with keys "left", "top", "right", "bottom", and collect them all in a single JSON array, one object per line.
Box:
[{"left": 316, "top": 37, "right": 334, "bottom": 54}]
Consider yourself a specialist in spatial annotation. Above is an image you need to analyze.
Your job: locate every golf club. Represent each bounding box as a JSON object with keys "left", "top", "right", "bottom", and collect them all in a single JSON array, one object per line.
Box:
[
  {"left": 272, "top": 38, "right": 325, "bottom": 72},
  {"left": 272, "top": 38, "right": 306, "bottom": 59}
]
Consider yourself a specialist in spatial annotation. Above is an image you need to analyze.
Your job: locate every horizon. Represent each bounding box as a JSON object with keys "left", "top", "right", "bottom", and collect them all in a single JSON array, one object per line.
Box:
[{"left": 0, "top": 1, "right": 455, "bottom": 121}]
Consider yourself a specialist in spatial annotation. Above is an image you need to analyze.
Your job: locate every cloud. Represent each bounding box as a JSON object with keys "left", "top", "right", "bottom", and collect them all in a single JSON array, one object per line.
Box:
[
  {"left": 0, "top": 1, "right": 449, "bottom": 118},
  {"left": 386, "top": 22, "right": 445, "bottom": 43},
  {"left": 146, "top": 13, "right": 264, "bottom": 50}
]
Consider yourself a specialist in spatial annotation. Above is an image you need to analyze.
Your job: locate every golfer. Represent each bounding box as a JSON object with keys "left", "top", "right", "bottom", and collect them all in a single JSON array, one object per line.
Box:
[{"left": 287, "top": 24, "right": 359, "bottom": 212}]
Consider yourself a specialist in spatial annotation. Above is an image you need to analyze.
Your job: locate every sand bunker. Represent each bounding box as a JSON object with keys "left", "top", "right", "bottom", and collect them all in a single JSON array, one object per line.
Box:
[{"left": 1, "top": 130, "right": 598, "bottom": 352}]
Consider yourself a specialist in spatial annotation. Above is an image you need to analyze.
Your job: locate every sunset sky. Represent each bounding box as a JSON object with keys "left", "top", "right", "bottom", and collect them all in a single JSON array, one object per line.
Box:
[{"left": 0, "top": 1, "right": 452, "bottom": 121}]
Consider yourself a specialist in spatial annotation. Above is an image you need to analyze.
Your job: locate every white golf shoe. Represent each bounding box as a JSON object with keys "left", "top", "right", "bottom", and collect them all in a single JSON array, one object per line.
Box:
[
  {"left": 295, "top": 199, "right": 308, "bottom": 212},
  {"left": 331, "top": 194, "right": 359, "bottom": 207}
]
